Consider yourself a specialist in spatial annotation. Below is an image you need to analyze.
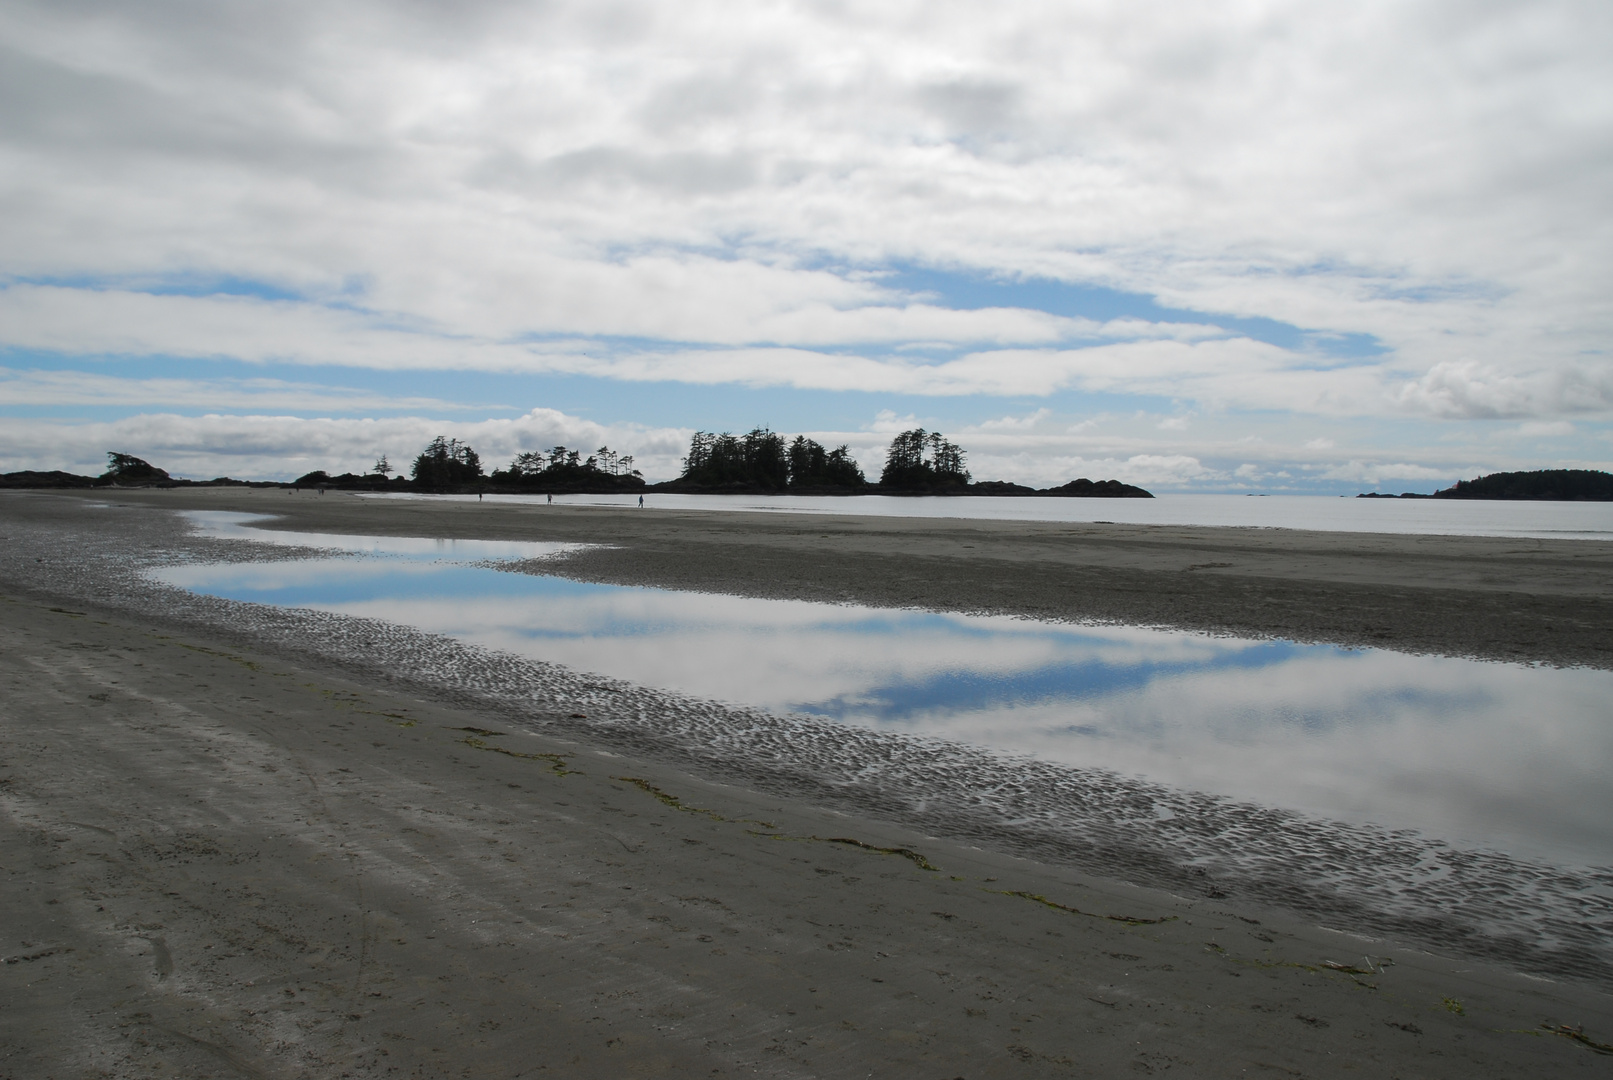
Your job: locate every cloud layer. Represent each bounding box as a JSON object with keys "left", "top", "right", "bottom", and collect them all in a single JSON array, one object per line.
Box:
[{"left": 1, "top": 0, "right": 1609, "bottom": 485}]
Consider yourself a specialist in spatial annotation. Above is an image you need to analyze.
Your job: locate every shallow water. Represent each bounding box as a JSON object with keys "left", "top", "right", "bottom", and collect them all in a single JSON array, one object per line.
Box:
[
  {"left": 352, "top": 489, "right": 1613, "bottom": 540},
  {"left": 158, "top": 511, "right": 1613, "bottom": 869}
]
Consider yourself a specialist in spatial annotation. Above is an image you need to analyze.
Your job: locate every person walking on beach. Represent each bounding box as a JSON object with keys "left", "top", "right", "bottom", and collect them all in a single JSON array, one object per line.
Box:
[
  {"left": 638, "top": 494, "right": 644, "bottom": 508},
  {"left": 547, "top": 493, "right": 552, "bottom": 505}
]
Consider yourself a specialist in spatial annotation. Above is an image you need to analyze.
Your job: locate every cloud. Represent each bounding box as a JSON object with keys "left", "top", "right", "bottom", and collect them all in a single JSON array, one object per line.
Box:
[
  {"left": 7, "top": 403, "right": 1584, "bottom": 492},
  {"left": 1317, "top": 460, "right": 1467, "bottom": 486},
  {"left": 1, "top": 0, "right": 1610, "bottom": 483},
  {"left": 1392, "top": 360, "right": 1613, "bottom": 420},
  {"left": 867, "top": 409, "right": 922, "bottom": 434},
  {"left": 970, "top": 408, "right": 1053, "bottom": 432},
  {"left": 1516, "top": 420, "right": 1575, "bottom": 438},
  {"left": 0, "top": 408, "right": 691, "bottom": 482},
  {"left": 0, "top": 2, "right": 1606, "bottom": 369},
  {"left": 0, "top": 366, "right": 497, "bottom": 412}
]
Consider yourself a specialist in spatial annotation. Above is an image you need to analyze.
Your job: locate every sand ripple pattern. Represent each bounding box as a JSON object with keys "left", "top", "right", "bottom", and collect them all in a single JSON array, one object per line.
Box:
[{"left": 5, "top": 498, "right": 1611, "bottom": 990}]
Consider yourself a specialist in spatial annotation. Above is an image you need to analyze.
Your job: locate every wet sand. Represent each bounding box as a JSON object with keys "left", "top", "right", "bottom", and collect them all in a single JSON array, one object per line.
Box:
[
  {"left": 73, "top": 486, "right": 1613, "bottom": 668},
  {"left": 3, "top": 489, "right": 1612, "bottom": 1077}
]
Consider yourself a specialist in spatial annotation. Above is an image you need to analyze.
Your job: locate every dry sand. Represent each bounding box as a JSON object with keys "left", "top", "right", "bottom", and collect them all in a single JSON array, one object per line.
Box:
[{"left": 3, "top": 488, "right": 1612, "bottom": 1078}]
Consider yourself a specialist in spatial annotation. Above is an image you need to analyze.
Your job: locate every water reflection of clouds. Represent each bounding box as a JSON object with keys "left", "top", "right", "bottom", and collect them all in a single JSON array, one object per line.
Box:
[
  {"left": 154, "top": 512, "right": 1613, "bottom": 865},
  {"left": 178, "top": 510, "right": 583, "bottom": 562}
]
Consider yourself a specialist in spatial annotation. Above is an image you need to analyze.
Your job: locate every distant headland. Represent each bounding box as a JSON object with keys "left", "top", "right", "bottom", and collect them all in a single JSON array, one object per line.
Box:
[
  {"left": 1359, "top": 469, "right": 1613, "bottom": 501},
  {"left": 0, "top": 428, "right": 1154, "bottom": 499}
]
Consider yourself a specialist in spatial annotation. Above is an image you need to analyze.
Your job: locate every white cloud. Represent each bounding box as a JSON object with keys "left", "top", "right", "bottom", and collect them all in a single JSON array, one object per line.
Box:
[
  {"left": 866, "top": 409, "right": 922, "bottom": 434},
  {"left": 1318, "top": 460, "right": 1467, "bottom": 486},
  {"left": 0, "top": 366, "right": 495, "bottom": 412},
  {"left": 1, "top": 0, "right": 1610, "bottom": 477},
  {"left": 0, "top": 409, "right": 691, "bottom": 482},
  {"left": 1392, "top": 360, "right": 1613, "bottom": 420},
  {"left": 1516, "top": 420, "right": 1575, "bottom": 438},
  {"left": 969, "top": 408, "right": 1052, "bottom": 432},
  {"left": 7, "top": 405, "right": 1577, "bottom": 491}
]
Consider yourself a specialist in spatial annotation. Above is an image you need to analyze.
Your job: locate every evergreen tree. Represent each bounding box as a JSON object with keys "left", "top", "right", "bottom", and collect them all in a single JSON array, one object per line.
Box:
[
  {"left": 411, "top": 436, "right": 483, "bottom": 489},
  {"left": 878, "top": 429, "right": 969, "bottom": 488},
  {"left": 680, "top": 428, "right": 789, "bottom": 489},
  {"left": 786, "top": 436, "right": 865, "bottom": 488},
  {"left": 509, "top": 451, "right": 547, "bottom": 477},
  {"left": 101, "top": 452, "right": 170, "bottom": 482}
]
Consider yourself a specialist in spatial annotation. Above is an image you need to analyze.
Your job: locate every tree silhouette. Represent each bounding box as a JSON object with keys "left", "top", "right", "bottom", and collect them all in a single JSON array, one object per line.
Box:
[
  {"left": 680, "top": 429, "right": 790, "bottom": 489},
  {"left": 101, "top": 452, "right": 170, "bottom": 482},
  {"left": 678, "top": 429, "right": 864, "bottom": 489},
  {"left": 411, "top": 436, "right": 483, "bottom": 490},
  {"left": 509, "top": 451, "right": 546, "bottom": 477},
  {"left": 491, "top": 445, "right": 641, "bottom": 488},
  {"left": 879, "top": 429, "right": 969, "bottom": 488},
  {"left": 787, "top": 436, "right": 865, "bottom": 488}
]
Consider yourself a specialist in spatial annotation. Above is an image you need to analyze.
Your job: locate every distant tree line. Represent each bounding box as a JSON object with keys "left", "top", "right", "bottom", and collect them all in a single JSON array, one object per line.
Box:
[
  {"left": 1359, "top": 469, "right": 1613, "bottom": 501},
  {"left": 0, "top": 434, "right": 1170, "bottom": 498},
  {"left": 286, "top": 437, "right": 647, "bottom": 492},
  {"left": 1435, "top": 469, "right": 1613, "bottom": 501},
  {"left": 676, "top": 429, "right": 865, "bottom": 491},
  {"left": 488, "top": 443, "right": 643, "bottom": 490}
]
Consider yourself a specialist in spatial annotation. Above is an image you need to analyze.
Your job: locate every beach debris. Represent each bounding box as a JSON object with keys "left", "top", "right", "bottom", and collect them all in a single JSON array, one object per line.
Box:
[
  {"left": 615, "top": 776, "right": 775, "bottom": 828},
  {"left": 817, "top": 836, "right": 940, "bottom": 871},
  {"left": 457, "top": 731, "right": 577, "bottom": 775},
  {"left": 750, "top": 830, "right": 941, "bottom": 870},
  {"left": 991, "top": 889, "right": 1176, "bottom": 926},
  {"left": 1542, "top": 1023, "right": 1613, "bottom": 1055},
  {"left": 2, "top": 946, "right": 71, "bottom": 965},
  {"left": 1322, "top": 958, "right": 1387, "bottom": 975}
]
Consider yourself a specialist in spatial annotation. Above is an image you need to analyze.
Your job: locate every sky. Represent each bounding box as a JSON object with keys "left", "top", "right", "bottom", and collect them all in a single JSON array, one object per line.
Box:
[{"left": 1, "top": 0, "right": 1610, "bottom": 492}]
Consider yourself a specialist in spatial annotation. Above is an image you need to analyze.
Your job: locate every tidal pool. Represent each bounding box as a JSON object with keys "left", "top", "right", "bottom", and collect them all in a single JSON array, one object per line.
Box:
[{"left": 159, "top": 511, "right": 1613, "bottom": 868}]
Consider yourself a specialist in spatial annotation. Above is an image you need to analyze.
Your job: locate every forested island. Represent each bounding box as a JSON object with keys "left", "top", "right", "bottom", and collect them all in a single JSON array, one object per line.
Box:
[
  {"left": 12, "top": 447, "right": 1610, "bottom": 502},
  {"left": 1359, "top": 469, "right": 1613, "bottom": 501},
  {"left": 0, "top": 428, "right": 1155, "bottom": 498}
]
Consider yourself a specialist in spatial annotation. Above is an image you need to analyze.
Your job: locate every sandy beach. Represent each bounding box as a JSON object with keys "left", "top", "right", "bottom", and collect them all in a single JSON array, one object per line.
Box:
[
  {"left": 74, "top": 485, "right": 1613, "bottom": 668},
  {"left": 3, "top": 488, "right": 1612, "bottom": 1077}
]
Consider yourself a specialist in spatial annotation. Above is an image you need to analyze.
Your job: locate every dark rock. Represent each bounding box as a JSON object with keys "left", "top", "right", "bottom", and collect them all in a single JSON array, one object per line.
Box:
[{"left": 1043, "top": 478, "right": 1154, "bottom": 499}]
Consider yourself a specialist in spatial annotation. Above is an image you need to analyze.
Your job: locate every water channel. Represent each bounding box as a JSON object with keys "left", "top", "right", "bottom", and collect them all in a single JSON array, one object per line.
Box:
[{"left": 154, "top": 511, "right": 1613, "bottom": 872}]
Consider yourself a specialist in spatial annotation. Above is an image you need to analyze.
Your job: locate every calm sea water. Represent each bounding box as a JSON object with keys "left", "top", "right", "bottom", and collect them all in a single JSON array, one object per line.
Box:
[
  {"left": 348, "top": 490, "right": 1613, "bottom": 541},
  {"left": 157, "top": 512, "right": 1613, "bottom": 868}
]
